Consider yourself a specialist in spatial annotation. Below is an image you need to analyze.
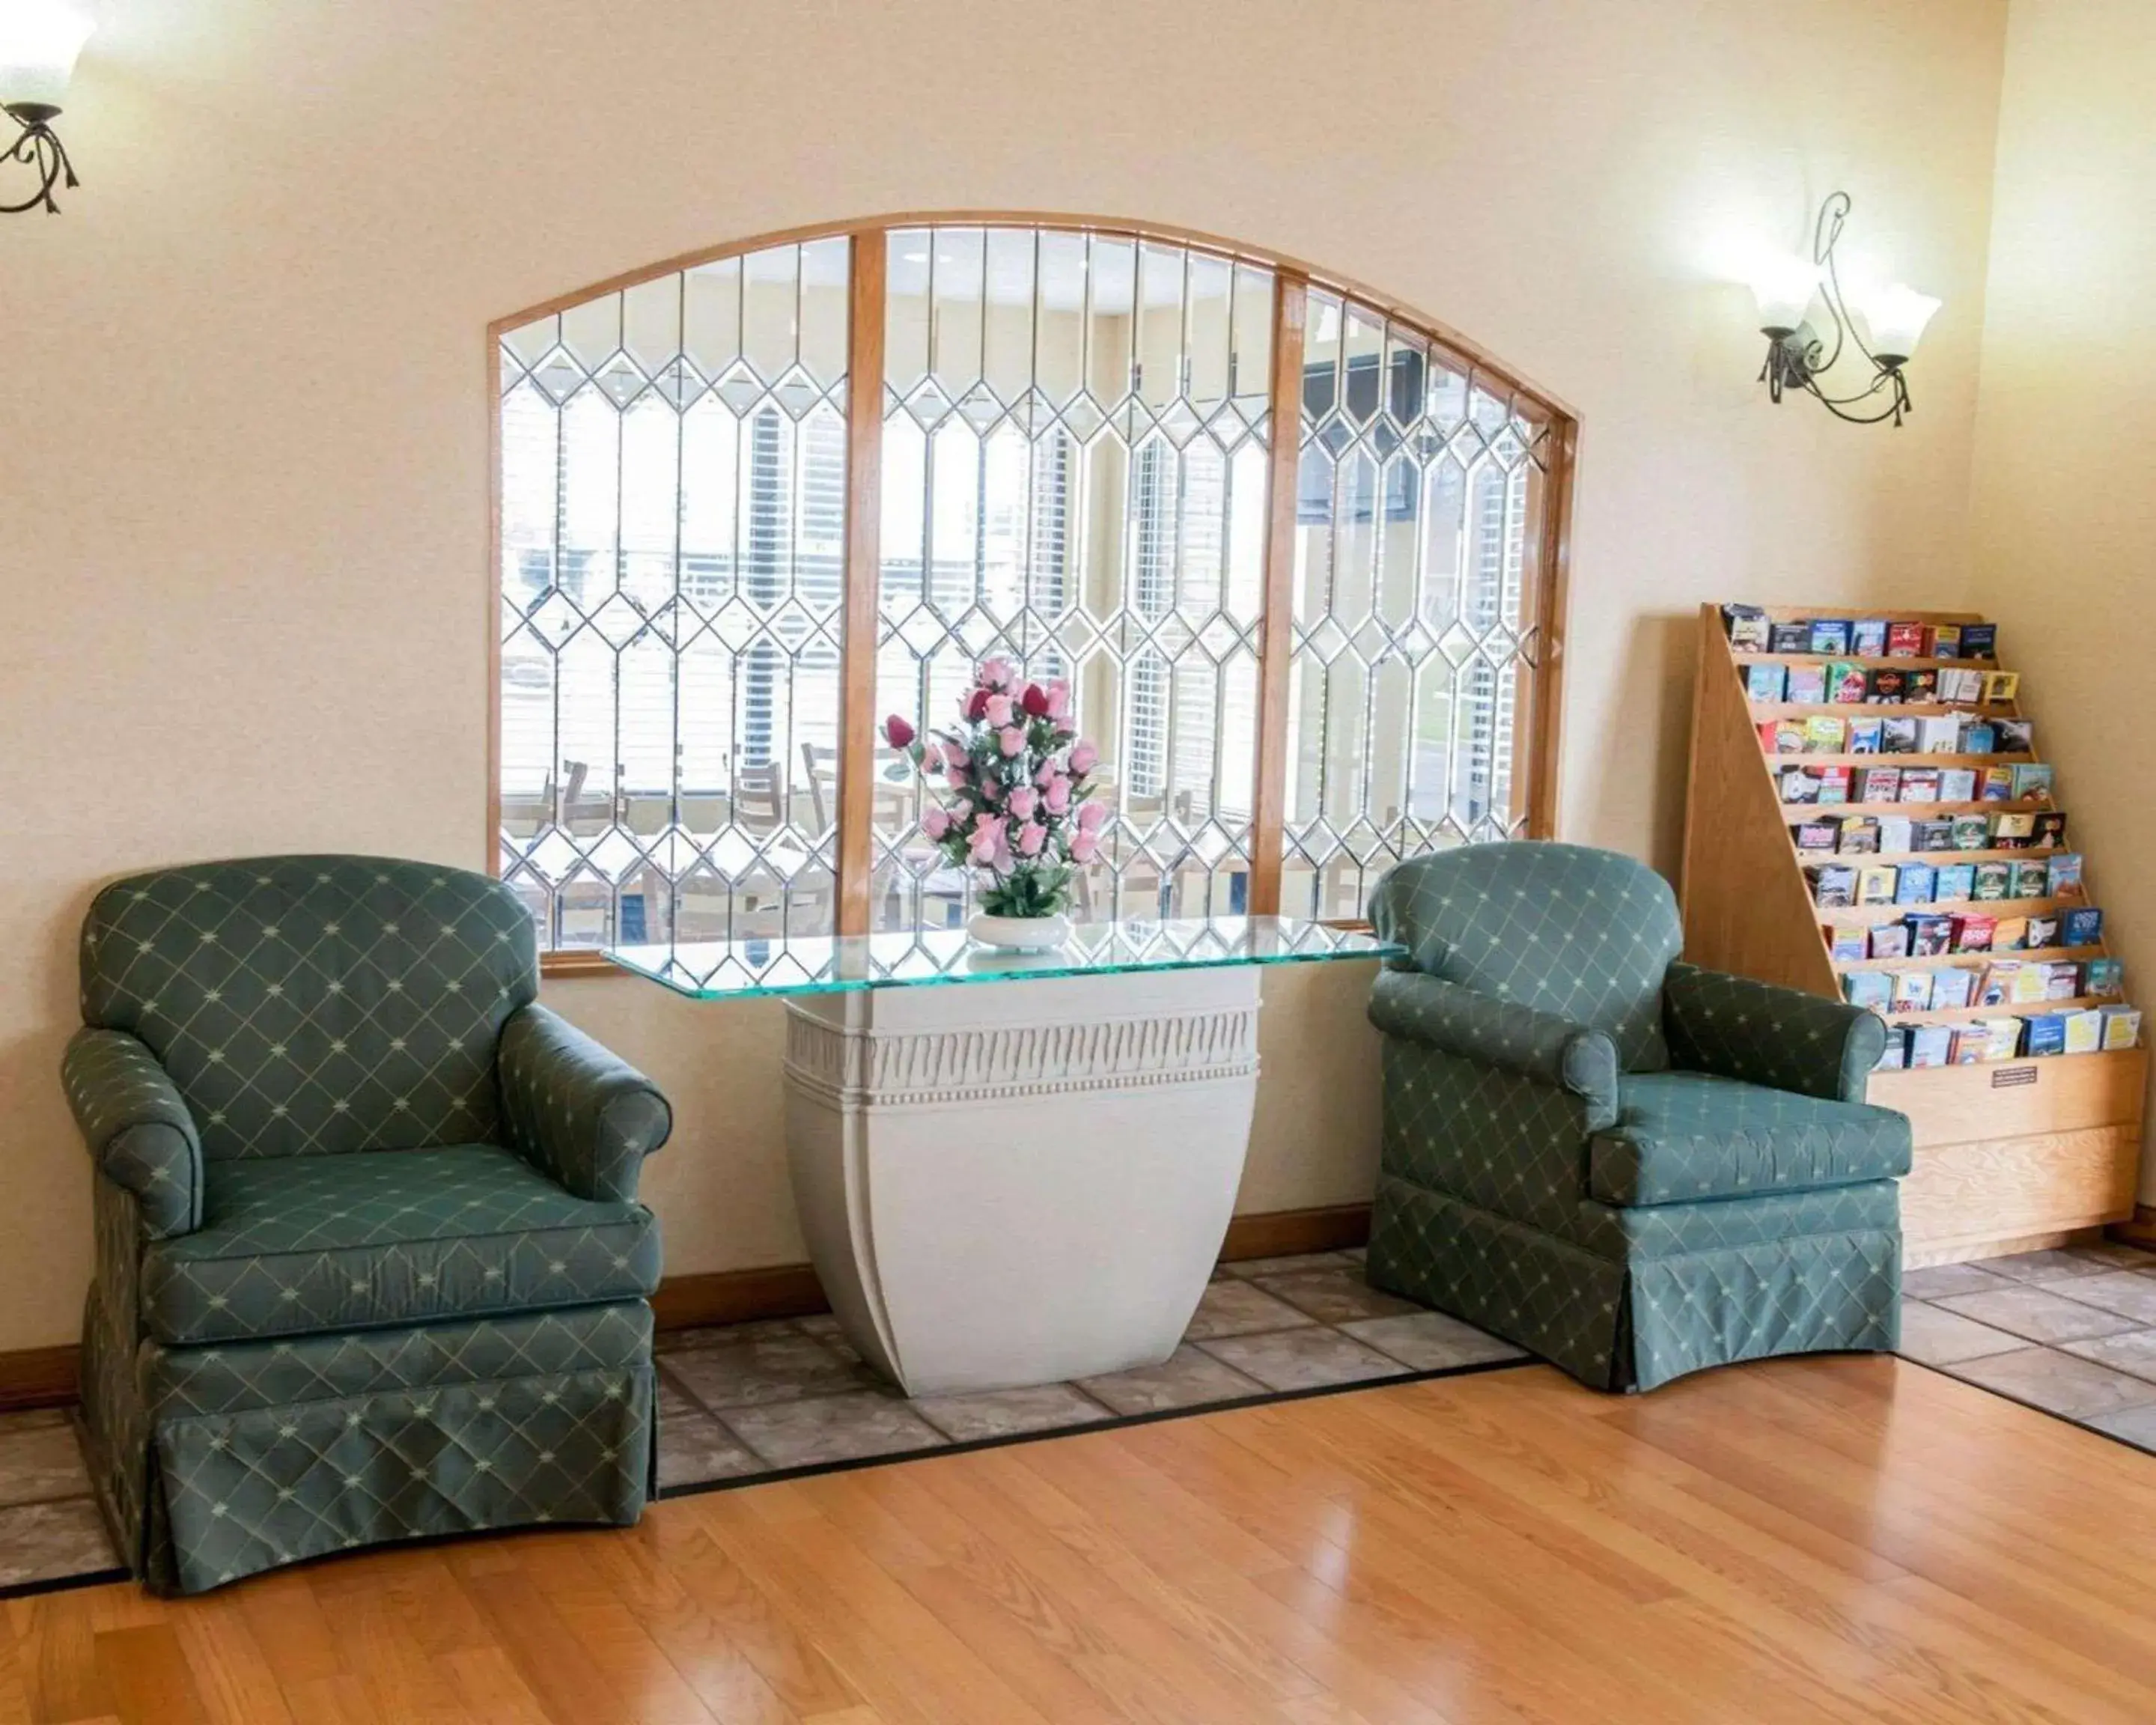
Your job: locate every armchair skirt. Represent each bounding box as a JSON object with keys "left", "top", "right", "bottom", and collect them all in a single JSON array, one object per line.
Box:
[
  {"left": 1369, "top": 1171, "right": 1901, "bottom": 1393},
  {"left": 82, "top": 1190, "right": 654, "bottom": 1595}
]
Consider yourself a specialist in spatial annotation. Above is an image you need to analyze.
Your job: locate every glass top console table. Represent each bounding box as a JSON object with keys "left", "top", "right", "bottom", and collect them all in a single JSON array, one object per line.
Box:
[
  {"left": 604, "top": 915, "right": 1399, "bottom": 1001},
  {"left": 601, "top": 918, "right": 1401, "bottom": 1398}
]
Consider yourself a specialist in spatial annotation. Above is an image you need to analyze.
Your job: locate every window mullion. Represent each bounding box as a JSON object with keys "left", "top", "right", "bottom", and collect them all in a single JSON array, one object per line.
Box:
[
  {"left": 1523, "top": 418, "right": 1574, "bottom": 841},
  {"left": 835, "top": 230, "right": 886, "bottom": 936},
  {"left": 1248, "top": 272, "right": 1306, "bottom": 917}
]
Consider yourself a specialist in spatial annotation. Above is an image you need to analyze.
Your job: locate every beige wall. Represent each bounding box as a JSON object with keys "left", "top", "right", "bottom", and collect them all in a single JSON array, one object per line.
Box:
[
  {"left": 1970, "top": 0, "right": 2156, "bottom": 1201},
  {"left": 0, "top": 0, "right": 2009, "bottom": 1351}
]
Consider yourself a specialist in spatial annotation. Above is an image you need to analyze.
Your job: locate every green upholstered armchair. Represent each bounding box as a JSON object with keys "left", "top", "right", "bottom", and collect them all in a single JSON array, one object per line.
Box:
[
  {"left": 1364, "top": 842, "right": 1910, "bottom": 1392},
  {"left": 63, "top": 856, "right": 670, "bottom": 1594}
]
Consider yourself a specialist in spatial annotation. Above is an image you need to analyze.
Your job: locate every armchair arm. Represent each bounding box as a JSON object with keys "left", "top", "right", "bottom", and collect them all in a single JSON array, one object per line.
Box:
[
  {"left": 1368, "top": 970, "right": 1619, "bottom": 1126},
  {"left": 61, "top": 1029, "right": 203, "bottom": 1238},
  {"left": 498, "top": 1004, "right": 672, "bottom": 1203},
  {"left": 1662, "top": 960, "right": 1886, "bottom": 1104}
]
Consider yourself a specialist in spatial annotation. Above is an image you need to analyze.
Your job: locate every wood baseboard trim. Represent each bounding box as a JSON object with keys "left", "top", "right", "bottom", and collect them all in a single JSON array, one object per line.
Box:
[
  {"left": 1904, "top": 1226, "right": 2101, "bottom": 1270},
  {"left": 0, "top": 1203, "right": 1379, "bottom": 1412},
  {"left": 1219, "top": 1202, "right": 1372, "bottom": 1262},
  {"left": 0, "top": 1345, "right": 81, "bottom": 1415},
  {"left": 2110, "top": 1204, "right": 2156, "bottom": 1249},
  {"left": 648, "top": 1262, "right": 832, "bottom": 1331}
]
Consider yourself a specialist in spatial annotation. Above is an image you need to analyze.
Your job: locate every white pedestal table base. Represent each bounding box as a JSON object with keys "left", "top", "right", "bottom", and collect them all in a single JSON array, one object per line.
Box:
[{"left": 782, "top": 966, "right": 1260, "bottom": 1396}]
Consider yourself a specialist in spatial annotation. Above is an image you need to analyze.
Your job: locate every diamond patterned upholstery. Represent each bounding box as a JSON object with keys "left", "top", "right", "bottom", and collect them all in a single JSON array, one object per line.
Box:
[
  {"left": 79, "top": 856, "right": 538, "bottom": 1161},
  {"left": 1368, "top": 1175, "right": 1900, "bottom": 1392},
  {"left": 140, "top": 1147, "right": 660, "bottom": 1345},
  {"left": 1589, "top": 1072, "right": 1912, "bottom": 1208},
  {"left": 1364, "top": 842, "right": 1908, "bottom": 1392},
  {"left": 1663, "top": 959, "right": 1886, "bottom": 1103},
  {"left": 1379, "top": 1038, "right": 1601, "bottom": 1238},
  {"left": 67, "top": 854, "right": 670, "bottom": 1594},
  {"left": 1368, "top": 841, "right": 1684, "bottom": 1072},
  {"left": 499, "top": 1005, "right": 673, "bottom": 1203},
  {"left": 144, "top": 1304, "right": 654, "bottom": 1415},
  {"left": 1583, "top": 1176, "right": 1900, "bottom": 1257},
  {"left": 1368, "top": 969, "right": 1618, "bottom": 1116},
  {"left": 156, "top": 1364, "right": 651, "bottom": 1597},
  {"left": 61, "top": 1029, "right": 203, "bottom": 1238}
]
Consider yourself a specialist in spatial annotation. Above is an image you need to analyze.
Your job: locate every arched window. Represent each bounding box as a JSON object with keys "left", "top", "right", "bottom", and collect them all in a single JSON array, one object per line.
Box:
[{"left": 493, "top": 219, "right": 1572, "bottom": 960}]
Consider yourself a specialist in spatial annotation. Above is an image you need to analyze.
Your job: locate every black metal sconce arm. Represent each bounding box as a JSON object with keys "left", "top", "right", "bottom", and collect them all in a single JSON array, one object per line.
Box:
[
  {"left": 1761, "top": 334, "right": 1913, "bottom": 426},
  {"left": 2, "top": 102, "right": 79, "bottom": 216},
  {"left": 1758, "top": 191, "right": 1915, "bottom": 428}
]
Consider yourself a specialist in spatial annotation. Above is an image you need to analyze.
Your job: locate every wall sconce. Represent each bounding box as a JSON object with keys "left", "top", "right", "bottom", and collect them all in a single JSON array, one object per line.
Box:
[
  {"left": 1, "top": 1, "right": 94, "bottom": 216},
  {"left": 1750, "top": 192, "right": 1940, "bottom": 427}
]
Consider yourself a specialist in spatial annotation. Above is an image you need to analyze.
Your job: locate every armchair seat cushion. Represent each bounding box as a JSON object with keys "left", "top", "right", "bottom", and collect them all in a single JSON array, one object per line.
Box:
[
  {"left": 141, "top": 1146, "right": 660, "bottom": 1346},
  {"left": 1589, "top": 1071, "right": 1913, "bottom": 1208}
]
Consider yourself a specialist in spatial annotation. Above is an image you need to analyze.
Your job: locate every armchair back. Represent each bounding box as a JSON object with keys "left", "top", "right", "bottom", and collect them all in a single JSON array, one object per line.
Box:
[
  {"left": 80, "top": 856, "right": 538, "bottom": 1160},
  {"left": 1368, "top": 842, "right": 1682, "bottom": 1072}
]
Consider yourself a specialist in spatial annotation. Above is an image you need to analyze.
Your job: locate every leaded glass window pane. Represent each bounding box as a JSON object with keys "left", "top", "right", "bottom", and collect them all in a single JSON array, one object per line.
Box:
[
  {"left": 497, "top": 237, "right": 850, "bottom": 949},
  {"left": 871, "top": 225, "right": 1274, "bottom": 932},
  {"left": 1281, "top": 289, "right": 1551, "bottom": 922},
  {"left": 499, "top": 224, "right": 1567, "bottom": 951}
]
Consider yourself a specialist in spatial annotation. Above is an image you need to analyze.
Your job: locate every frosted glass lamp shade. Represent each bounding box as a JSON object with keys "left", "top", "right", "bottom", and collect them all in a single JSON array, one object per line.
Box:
[
  {"left": 1750, "top": 255, "right": 1818, "bottom": 335},
  {"left": 1859, "top": 283, "right": 1942, "bottom": 365},
  {"left": 0, "top": 1, "right": 94, "bottom": 114}
]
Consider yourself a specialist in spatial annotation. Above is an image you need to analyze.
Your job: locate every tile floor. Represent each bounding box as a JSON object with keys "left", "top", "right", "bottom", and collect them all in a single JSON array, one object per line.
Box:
[
  {"left": 649, "top": 1250, "right": 1527, "bottom": 1488},
  {"left": 1898, "top": 1238, "right": 2156, "bottom": 1449},
  {"left": 0, "top": 1408, "right": 120, "bottom": 1592},
  {"left": 10, "top": 1239, "right": 2156, "bottom": 1596}
]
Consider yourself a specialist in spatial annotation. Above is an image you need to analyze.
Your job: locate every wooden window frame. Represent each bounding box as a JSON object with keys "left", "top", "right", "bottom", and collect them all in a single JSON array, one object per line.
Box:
[{"left": 486, "top": 213, "right": 1577, "bottom": 976}]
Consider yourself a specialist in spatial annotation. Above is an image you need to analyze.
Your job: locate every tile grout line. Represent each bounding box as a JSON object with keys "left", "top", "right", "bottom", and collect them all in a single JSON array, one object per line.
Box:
[
  {"left": 1897, "top": 1284, "right": 2156, "bottom": 1449},
  {"left": 650, "top": 1264, "right": 1498, "bottom": 1467},
  {"left": 651, "top": 1354, "right": 1540, "bottom": 1506},
  {"left": 1895, "top": 1354, "right": 2156, "bottom": 1459}
]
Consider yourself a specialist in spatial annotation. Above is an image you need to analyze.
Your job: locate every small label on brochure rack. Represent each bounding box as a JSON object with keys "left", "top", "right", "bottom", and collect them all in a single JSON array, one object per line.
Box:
[{"left": 1991, "top": 1065, "right": 2039, "bottom": 1089}]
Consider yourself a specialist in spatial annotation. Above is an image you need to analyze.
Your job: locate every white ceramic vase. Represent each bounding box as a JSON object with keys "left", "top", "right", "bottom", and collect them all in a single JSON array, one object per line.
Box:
[{"left": 967, "top": 910, "right": 1072, "bottom": 952}]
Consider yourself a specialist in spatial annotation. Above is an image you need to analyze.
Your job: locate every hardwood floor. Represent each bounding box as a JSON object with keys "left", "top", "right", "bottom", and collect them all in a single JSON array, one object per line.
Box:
[{"left": 5, "top": 1354, "right": 2155, "bottom": 1724}]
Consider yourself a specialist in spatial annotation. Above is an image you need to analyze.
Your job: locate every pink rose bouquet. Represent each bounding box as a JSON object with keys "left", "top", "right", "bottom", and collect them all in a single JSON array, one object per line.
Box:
[{"left": 883, "top": 659, "right": 1104, "bottom": 919}]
